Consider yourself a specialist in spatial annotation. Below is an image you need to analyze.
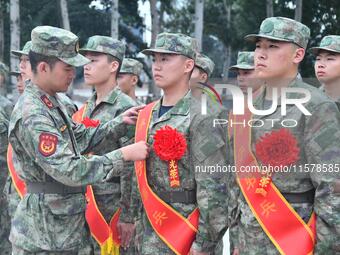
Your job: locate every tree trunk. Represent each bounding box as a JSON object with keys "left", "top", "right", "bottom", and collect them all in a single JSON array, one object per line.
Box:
[
  {"left": 111, "top": 0, "right": 119, "bottom": 39},
  {"left": 294, "top": 0, "right": 302, "bottom": 22},
  {"left": 150, "top": 0, "right": 160, "bottom": 48},
  {"left": 0, "top": 9, "right": 4, "bottom": 62},
  {"left": 194, "top": 0, "right": 204, "bottom": 52},
  {"left": 149, "top": 0, "right": 161, "bottom": 98},
  {"left": 222, "top": 0, "right": 232, "bottom": 81},
  {"left": 59, "top": 0, "right": 71, "bottom": 31},
  {"left": 266, "top": 0, "right": 274, "bottom": 17},
  {"left": 10, "top": 0, "right": 20, "bottom": 95},
  {"left": 223, "top": 44, "right": 232, "bottom": 82}
]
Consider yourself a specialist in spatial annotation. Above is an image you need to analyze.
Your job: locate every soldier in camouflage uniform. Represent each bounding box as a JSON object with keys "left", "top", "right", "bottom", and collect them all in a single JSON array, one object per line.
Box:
[
  {"left": 0, "top": 94, "right": 13, "bottom": 255},
  {"left": 4, "top": 40, "right": 79, "bottom": 222},
  {"left": 191, "top": 53, "right": 215, "bottom": 84},
  {"left": 3, "top": 42, "right": 36, "bottom": 223},
  {"left": 190, "top": 53, "right": 215, "bottom": 98},
  {"left": 8, "top": 25, "right": 149, "bottom": 254},
  {"left": 12, "top": 41, "right": 33, "bottom": 86},
  {"left": 118, "top": 58, "right": 144, "bottom": 105},
  {"left": 189, "top": 53, "right": 225, "bottom": 117},
  {"left": 130, "top": 32, "right": 229, "bottom": 255},
  {"left": 229, "top": 17, "right": 340, "bottom": 254},
  {"left": 229, "top": 51, "right": 262, "bottom": 95},
  {"left": 311, "top": 35, "right": 340, "bottom": 110},
  {"left": 79, "top": 35, "right": 138, "bottom": 254}
]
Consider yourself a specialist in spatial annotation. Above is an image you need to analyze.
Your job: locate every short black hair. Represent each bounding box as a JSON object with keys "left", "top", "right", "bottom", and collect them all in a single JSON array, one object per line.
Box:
[{"left": 29, "top": 51, "right": 59, "bottom": 74}]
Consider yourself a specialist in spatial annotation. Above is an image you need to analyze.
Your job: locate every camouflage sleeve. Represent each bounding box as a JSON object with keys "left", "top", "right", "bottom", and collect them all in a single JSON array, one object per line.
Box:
[
  {"left": 304, "top": 102, "right": 340, "bottom": 254},
  {"left": 226, "top": 126, "right": 242, "bottom": 252},
  {"left": 16, "top": 113, "right": 125, "bottom": 186},
  {"left": 226, "top": 173, "right": 241, "bottom": 253},
  {"left": 73, "top": 114, "right": 128, "bottom": 153},
  {"left": 0, "top": 116, "right": 9, "bottom": 189},
  {"left": 118, "top": 135, "right": 135, "bottom": 223},
  {"left": 128, "top": 166, "right": 142, "bottom": 221},
  {"left": 190, "top": 114, "right": 229, "bottom": 252}
]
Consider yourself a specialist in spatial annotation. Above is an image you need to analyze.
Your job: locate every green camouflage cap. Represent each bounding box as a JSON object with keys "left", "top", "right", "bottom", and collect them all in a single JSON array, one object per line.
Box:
[
  {"left": 310, "top": 35, "right": 340, "bottom": 55},
  {"left": 141, "top": 32, "right": 197, "bottom": 59},
  {"left": 11, "top": 41, "right": 32, "bottom": 57},
  {"left": 195, "top": 53, "right": 215, "bottom": 76},
  {"left": 79, "top": 35, "right": 126, "bottom": 61},
  {"left": 31, "top": 26, "right": 89, "bottom": 67},
  {"left": 120, "top": 58, "right": 143, "bottom": 76},
  {"left": 245, "top": 17, "right": 310, "bottom": 49},
  {"left": 229, "top": 51, "right": 255, "bottom": 71}
]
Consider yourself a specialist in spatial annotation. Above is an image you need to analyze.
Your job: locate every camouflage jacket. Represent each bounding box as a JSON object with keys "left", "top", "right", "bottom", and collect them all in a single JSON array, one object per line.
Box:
[
  {"left": 131, "top": 92, "right": 230, "bottom": 254},
  {"left": 229, "top": 79, "right": 340, "bottom": 254},
  {"left": 319, "top": 85, "right": 340, "bottom": 111},
  {"left": 0, "top": 95, "right": 12, "bottom": 190},
  {"left": 83, "top": 87, "right": 136, "bottom": 223},
  {"left": 56, "top": 92, "right": 78, "bottom": 116},
  {"left": 8, "top": 82, "right": 129, "bottom": 252},
  {"left": 0, "top": 96, "right": 12, "bottom": 255},
  {"left": 4, "top": 91, "right": 77, "bottom": 218}
]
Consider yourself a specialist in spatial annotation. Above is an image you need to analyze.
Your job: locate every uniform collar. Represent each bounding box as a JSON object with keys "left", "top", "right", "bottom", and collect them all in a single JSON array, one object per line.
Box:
[
  {"left": 319, "top": 85, "right": 340, "bottom": 106},
  {"left": 151, "top": 91, "right": 191, "bottom": 125},
  {"left": 253, "top": 77, "right": 302, "bottom": 110},
  {"left": 87, "top": 86, "right": 120, "bottom": 107},
  {"left": 27, "top": 82, "right": 60, "bottom": 109}
]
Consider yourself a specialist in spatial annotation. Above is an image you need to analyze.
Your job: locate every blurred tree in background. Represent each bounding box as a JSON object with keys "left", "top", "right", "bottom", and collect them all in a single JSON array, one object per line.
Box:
[{"left": 0, "top": 0, "right": 340, "bottom": 93}]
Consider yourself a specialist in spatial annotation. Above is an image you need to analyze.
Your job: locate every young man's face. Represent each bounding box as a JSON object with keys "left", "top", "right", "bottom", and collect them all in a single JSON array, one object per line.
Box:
[
  {"left": 19, "top": 55, "right": 33, "bottom": 81},
  {"left": 190, "top": 67, "right": 207, "bottom": 86},
  {"left": 237, "top": 69, "right": 262, "bottom": 94},
  {"left": 254, "top": 38, "right": 301, "bottom": 81},
  {"left": 45, "top": 61, "right": 75, "bottom": 93},
  {"left": 118, "top": 73, "right": 137, "bottom": 94},
  {"left": 314, "top": 51, "right": 340, "bottom": 84},
  {"left": 83, "top": 52, "right": 117, "bottom": 86},
  {"left": 152, "top": 53, "right": 193, "bottom": 89},
  {"left": 16, "top": 74, "right": 25, "bottom": 94},
  {"left": 189, "top": 67, "right": 208, "bottom": 98}
]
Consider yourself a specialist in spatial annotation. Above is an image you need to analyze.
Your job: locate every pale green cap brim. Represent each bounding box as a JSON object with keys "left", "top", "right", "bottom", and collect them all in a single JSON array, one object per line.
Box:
[
  {"left": 244, "top": 34, "right": 303, "bottom": 47},
  {"left": 10, "top": 71, "right": 21, "bottom": 76},
  {"left": 59, "top": 53, "right": 90, "bottom": 67},
  {"left": 79, "top": 48, "right": 123, "bottom": 61},
  {"left": 310, "top": 47, "right": 340, "bottom": 55},
  {"left": 11, "top": 50, "right": 28, "bottom": 57},
  {"left": 141, "top": 48, "right": 193, "bottom": 59},
  {"left": 229, "top": 64, "right": 254, "bottom": 71}
]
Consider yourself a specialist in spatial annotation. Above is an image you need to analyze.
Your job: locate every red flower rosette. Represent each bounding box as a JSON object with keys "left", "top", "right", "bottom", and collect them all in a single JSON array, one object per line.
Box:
[
  {"left": 81, "top": 117, "right": 100, "bottom": 128},
  {"left": 153, "top": 125, "right": 187, "bottom": 188},
  {"left": 255, "top": 128, "right": 300, "bottom": 196},
  {"left": 256, "top": 128, "right": 300, "bottom": 167}
]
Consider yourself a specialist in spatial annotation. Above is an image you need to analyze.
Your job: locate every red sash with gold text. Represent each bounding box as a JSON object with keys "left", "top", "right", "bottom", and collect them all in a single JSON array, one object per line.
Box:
[
  {"left": 72, "top": 105, "right": 121, "bottom": 255},
  {"left": 232, "top": 108, "right": 316, "bottom": 255},
  {"left": 134, "top": 101, "right": 199, "bottom": 255}
]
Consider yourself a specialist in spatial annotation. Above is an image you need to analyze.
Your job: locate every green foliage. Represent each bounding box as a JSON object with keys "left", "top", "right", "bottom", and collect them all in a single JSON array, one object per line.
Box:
[
  {"left": 164, "top": 0, "right": 340, "bottom": 79},
  {"left": 2, "top": 0, "right": 146, "bottom": 66},
  {"left": 2, "top": 0, "right": 340, "bottom": 79}
]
